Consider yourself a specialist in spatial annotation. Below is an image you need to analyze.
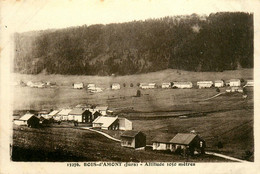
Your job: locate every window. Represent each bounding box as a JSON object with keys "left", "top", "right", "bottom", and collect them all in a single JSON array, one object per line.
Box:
[{"left": 166, "top": 144, "right": 170, "bottom": 149}]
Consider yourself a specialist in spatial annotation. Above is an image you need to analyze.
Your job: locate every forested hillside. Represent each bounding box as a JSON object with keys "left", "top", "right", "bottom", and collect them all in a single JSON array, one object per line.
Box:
[{"left": 14, "top": 12, "right": 253, "bottom": 75}]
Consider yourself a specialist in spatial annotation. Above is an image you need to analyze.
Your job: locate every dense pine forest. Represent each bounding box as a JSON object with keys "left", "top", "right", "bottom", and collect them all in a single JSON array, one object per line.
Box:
[{"left": 14, "top": 12, "right": 253, "bottom": 75}]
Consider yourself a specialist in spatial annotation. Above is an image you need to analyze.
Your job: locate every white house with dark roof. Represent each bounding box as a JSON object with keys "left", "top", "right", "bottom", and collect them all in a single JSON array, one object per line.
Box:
[
  {"left": 120, "top": 131, "right": 146, "bottom": 148},
  {"left": 68, "top": 108, "right": 92, "bottom": 123}
]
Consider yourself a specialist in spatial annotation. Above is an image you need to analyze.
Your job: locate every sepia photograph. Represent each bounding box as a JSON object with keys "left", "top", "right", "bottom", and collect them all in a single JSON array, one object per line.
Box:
[{"left": 0, "top": 0, "right": 259, "bottom": 173}]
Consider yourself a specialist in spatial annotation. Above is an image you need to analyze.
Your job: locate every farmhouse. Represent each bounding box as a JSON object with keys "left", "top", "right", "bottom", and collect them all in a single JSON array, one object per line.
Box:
[
  {"left": 214, "top": 80, "right": 224, "bottom": 88},
  {"left": 112, "top": 83, "right": 120, "bottom": 90},
  {"left": 90, "top": 87, "right": 103, "bottom": 93},
  {"left": 68, "top": 108, "right": 92, "bottom": 123},
  {"left": 95, "top": 106, "right": 108, "bottom": 116},
  {"left": 14, "top": 113, "right": 40, "bottom": 128},
  {"left": 48, "top": 110, "right": 60, "bottom": 120},
  {"left": 73, "top": 82, "right": 84, "bottom": 89},
  {"left": 229, "top": 79, "right": 241, "bottom": 87},
  {"left": 245, "top": 80, "right": 253, "bottom": 87},
  {"left": 57, "top": 109, "right": 72, "bottom": 121},
  {"left": 120, "top": 131, "right": 146, "bottom": 148},
  {"left": 92, "top": 116, "right": 119, "bottom": 130},
  {"left": 162, "top": 83, "right": 171, "bottom": 89},
  {"left": 140, "top": 83, "right": 156, "bottom": 89},
  {"left": 89, "top": 109, "right": 102, "bottom": 120},
  {"left": 172, "top": 82, "right": 193, "bottom": 89},
  {"left": 197, "top": 81, "right": 213, "bottom": 88},
  {"left": 169, "top": 133, "right": 205, "bottom": 155},
  {"left": 226, "top": 87, "right": 243, "bottom": 93},
  {"left": 152, "top": 134, "right": 175, "bottom": 151},
  {"left": 118, "top": 118, "right": 133, "bottom": 130},
  {"left": 87, "top": 84, "right": 96, "bottom": 89}
]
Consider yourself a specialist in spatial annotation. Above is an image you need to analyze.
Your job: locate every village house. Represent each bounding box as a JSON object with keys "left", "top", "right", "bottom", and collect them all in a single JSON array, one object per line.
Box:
[
  {"left": 140, "top": 83, "right": 156, "bottom": 89},
  {"left": 229, "top": 79, "right": 241, "bottom": 87},
  {"left": 169, "top": 133, "right": 206, "bottom": 155},
  {"left": 112, "top": 83, "right": 120, "bottom": 90},
  {"left": 95, "top": 106, "right": 108, "bottom": 116},
  {"left": 226, "top": 87, "right": 243, "bottom": 93},
  {"left": 73, "top": 82, "right": 84, "bottom": 89},
  {"left": 92, "top": 116, "right": 119, "bottom": 130},
  {"left": 162, "top": 83, "right": 171, "bottom": 89},
  {"left": 57, "top": 109, "right": 72, "bottom": 121},
  {"left": 14, "top": 113, "right": 40, "bottom": 128},
  {"left": 48, "top": 110, "right": 60, "bottom": 120},
  {"left": 120, "top": 130, "right": 146, "bottom": 148},
  {"left": 89, "top": 109, "right": 102, "bottom": 119},
  {"left": 118, "top": 118, "right": 133, "bottom": 130},
  {"left": 90, "top": 87, "right": 103, "bottom": 93},
  {"left": 87, "top": 83, "right": 96, "bottom": 90},
  {"left": 68, "top": 108, "right": 92, "bottom": 123},
  {"left": 245, "top": 80, "right": 254, "bottom": 87},
  {"left": 152, "top": 134, "right": 175, "bottom": 151},
  {"left": 172, "top": 82, "right": 193, "bottom": 89},
  {"left": 214, "top": 80, "right": 225, "bottom": 88},
  {"left": 197, "top": 81, "right": 213, "bottom": 88},
  {"left": 38, "top": 110, "right": 50, "bottom": 119}
]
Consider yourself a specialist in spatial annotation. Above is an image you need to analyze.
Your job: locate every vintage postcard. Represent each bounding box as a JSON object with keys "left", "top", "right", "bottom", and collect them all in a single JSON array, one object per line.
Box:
[{"left": 0, "top": 0, "right": 259, "bottom": 173}]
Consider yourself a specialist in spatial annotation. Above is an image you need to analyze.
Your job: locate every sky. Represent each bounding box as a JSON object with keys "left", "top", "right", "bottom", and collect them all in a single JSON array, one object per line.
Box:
[{"left": 1, "top": 0, "right": 258, "bottom": 33}]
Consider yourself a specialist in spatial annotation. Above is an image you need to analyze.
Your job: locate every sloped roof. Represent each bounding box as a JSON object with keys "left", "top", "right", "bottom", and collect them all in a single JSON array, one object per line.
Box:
[
  {"left": 19, "top": 113, "right": 35, "bottom": 121},
  {"left": 121, "top": 130, "right": 141, "bottom": 138},
  {"left": 95, "top": 106, "right": 108, "bottom": 111},
  {"left": 152, "top": 134, "right": 175, "bottom": 143},
  {"left": 48, "top": 110, "right": 60, "bottom": 116},
  {"left": 69, "top": 108, "right": 89, "bottom": 115},
  {"left": 229, "top": 79, "right": 241, "bottom": 82},
  {"left": 214, "top": 80, "right": 224, "bottom": 83},
  {"left": 170, "top": 133, "right": 197, "bottom": 145},
  {"left": 93, "top": 116, "right": 118, "bottom": 128},
  {"left": 58, "top": 109, "right": 72, "bottom": 116}
]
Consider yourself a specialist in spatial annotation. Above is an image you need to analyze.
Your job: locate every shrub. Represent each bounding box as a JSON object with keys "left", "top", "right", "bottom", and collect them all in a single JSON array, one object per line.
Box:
[
  {"left": 130, "top": 83, "right": 134, "bottom": 87},
  {"left": 216, "top": 87, "right": 220, "bottom": 93},
  {"left": 123, "top": 83, "right": 126, "bottom": 87},
  {"left": 217, "top": 141, "right": 223, "bottom": 149},
  {"left": 137, "top": 83, "right": 140, "bottom": 87}
]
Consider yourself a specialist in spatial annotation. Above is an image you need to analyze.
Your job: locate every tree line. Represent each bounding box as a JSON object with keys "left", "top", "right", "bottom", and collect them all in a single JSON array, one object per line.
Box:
[{"left": 14, "top": 12, "right": 253, "bottom": 75}]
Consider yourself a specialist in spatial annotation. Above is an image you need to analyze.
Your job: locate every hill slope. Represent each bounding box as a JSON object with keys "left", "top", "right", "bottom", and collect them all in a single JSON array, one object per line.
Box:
[{"left": 14, "top": 12, "right": 253, "bottom": 75}]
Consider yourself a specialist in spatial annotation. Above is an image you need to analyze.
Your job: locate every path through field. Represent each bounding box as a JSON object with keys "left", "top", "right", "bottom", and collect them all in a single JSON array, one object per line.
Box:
[
  {"left": 205, "top": 152, "right": 250, "bottom": 163},
  {"left": 80, "top": 127, "right": 121, "bottom": 142}
]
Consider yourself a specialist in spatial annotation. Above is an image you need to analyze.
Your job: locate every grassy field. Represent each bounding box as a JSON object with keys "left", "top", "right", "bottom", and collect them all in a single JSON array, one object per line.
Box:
[
  {"left": 12, "top": 124, "right": 230, "bottom": 162},
  {"left": 12, "top": 68, "right": 254, "bottom": 161}
]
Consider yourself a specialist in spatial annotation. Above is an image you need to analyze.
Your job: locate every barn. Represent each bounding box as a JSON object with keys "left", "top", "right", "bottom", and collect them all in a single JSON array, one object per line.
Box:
[
  {"left": 92, "top": 116, "right": 119, "bottom": 130},
  {"left": 197, "top": 81, "right": 213, "bottom": 88},
  {"left": 120, "top": 131, "right": 146, "bottom": 148},
  {"left": 68, "top": 108, "right": 92, "bottom": 123},
  {"left": 112, "top": 83, "right": 120, "bottom": 90},
  {"left": 214, "top": 80, "right": 224, "bottom": 88},
  {"left": 169, "top": 133, "right": 206, "bottom": 155},
  {"left": 14, "top": 113, "right": 40, "bottom": 128},
  {"left": 172, "top": 82, "right": 193, "bottom": 89}
]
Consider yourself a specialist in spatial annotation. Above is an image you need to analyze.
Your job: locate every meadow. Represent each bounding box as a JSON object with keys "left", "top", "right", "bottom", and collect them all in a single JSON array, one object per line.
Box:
[{"left": 12, "top": 68, "right": 254, "bottom": 161}]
